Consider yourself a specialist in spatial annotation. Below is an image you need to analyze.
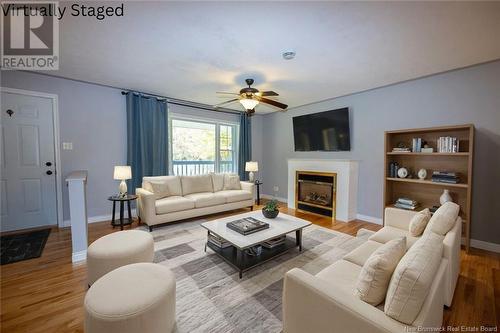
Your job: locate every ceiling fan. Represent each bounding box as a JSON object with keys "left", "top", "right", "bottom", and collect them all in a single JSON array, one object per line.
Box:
[{"left": 214, "top": 78, "right": 288, "bottom": 115}]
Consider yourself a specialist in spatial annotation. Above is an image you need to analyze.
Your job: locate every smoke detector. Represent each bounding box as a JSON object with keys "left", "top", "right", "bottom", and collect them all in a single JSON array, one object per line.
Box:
[{"left": 282, "top": 51, "right": 296, "bottom": 60}]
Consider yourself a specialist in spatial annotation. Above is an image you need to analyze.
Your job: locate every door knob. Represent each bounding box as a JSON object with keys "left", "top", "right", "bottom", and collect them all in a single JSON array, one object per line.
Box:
[
  {"left": 46, "top": 170, "right": 53, "bottom": 175},
  {"left": 45, "top": 162, "right": 52, "bottom": 166}
]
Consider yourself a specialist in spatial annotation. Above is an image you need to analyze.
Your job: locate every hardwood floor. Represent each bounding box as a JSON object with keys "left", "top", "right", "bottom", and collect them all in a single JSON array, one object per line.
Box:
[{"left": 1, "top": 204, "right": 498, "bottom": 332}]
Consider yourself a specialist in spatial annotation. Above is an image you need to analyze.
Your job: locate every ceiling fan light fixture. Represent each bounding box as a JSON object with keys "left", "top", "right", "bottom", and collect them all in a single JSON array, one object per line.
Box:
[{"left": 239, "top": 98, "right": 259, "bottom": 110}]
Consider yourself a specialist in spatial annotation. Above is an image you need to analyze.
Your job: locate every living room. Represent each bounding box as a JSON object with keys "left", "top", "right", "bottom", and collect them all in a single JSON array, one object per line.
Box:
[{"left": 1, "top": 1, "right": 499, "bottom": 333}]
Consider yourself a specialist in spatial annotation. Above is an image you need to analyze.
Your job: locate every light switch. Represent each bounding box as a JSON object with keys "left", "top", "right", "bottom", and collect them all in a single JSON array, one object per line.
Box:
[
  {"left": 62, "top": 142, "right": 73, "bottom": 150},
  {"left": 273, "top": 185, "right": 279, "bottom": 192}
]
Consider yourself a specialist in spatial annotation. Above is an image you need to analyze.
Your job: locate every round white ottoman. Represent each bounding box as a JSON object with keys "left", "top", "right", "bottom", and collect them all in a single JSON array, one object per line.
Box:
[
  {"left": 87, "top": 230, "right": 154, "bottom": 285},
  {"left": 84, "top": 263, "right": 176, "bottom": 333}
]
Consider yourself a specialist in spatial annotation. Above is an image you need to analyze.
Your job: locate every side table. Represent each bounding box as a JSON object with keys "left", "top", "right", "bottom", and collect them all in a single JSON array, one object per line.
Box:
[
  {"left": 254, "top": 181, "right": 263, "bottom": 205},
  {"left": 108, "top": 194, "right": 137, "bottom": 230}
]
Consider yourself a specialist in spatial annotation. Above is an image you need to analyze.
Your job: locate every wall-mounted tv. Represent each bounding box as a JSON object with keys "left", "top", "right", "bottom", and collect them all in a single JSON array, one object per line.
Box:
[{"left": 293, "top": 107, "right": 351, "bottom": 151}]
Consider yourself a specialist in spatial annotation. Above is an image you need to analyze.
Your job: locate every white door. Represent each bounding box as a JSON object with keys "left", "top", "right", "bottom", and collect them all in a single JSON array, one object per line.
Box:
[{"left": 1, "top": 91, "right": 57, "bottom": 232}]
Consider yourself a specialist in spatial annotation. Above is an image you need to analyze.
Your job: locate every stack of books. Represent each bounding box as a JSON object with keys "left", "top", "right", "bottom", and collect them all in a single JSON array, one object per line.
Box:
[
  {"left": 208, "top": 234, "right": 232, "bottom": 249},
  {"left": 394, "top": 198, "right": 418, "bottom": 210},
  {"left": 431, "top": 171, "right": 459, "bottom": 184},
  {"left": 262, "top": 236, "right": 286, "bottom": 249},
  {"left": 437, "top": 137, "right": 459, "bottom": 153},
  {"left": 392, "top": 147, "right": 411, "bottom": 153},
  {"left": 411, "top": 138, "right": 422, "bottom": 152}
]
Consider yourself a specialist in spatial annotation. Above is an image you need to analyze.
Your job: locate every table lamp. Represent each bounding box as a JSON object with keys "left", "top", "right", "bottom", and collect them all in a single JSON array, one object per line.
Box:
[
  {"left": 245, "top": 161, "right": 258, "bottom": 183},
  {"left": 114, "top": 166, "right": 132, "bottom": 197}
]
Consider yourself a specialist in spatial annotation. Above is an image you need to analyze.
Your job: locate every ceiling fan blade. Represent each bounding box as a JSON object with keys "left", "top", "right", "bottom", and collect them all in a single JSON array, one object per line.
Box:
[
  {"left": 255, "top": 96, "right": 288, "bottom": 109},
  {"left": 259, "top": 91, "right": 279, "bottom": 97},
  {"left": 216, "top": 91, "right": 239, "bottom": 95},
  {"left": 214, "top": 98, "right": 239, "bottom": 108}
]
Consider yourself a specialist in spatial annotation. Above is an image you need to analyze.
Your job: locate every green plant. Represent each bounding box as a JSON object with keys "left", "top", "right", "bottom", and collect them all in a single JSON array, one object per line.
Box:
[{"left": 263, "top": 199, "right": 279, "bottom": 212}]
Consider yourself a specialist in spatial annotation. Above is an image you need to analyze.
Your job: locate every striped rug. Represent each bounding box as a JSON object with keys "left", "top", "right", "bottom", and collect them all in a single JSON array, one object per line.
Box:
[{"left": 139, "top": 219, "right": 371, "bottom": 333}]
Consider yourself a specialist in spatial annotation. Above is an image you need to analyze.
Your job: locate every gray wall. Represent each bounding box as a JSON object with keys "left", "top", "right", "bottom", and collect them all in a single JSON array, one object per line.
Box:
[
  {"left": 1, "top": 71, "right": 264, "bottom": 221},
  {"left": 260, "top": 60, "right": 500, "bottom": 244}
]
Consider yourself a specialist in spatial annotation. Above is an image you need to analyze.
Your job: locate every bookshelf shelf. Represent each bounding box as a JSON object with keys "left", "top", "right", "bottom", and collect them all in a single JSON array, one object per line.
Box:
[
  {"left": 386, "top": 152, "right": 469, "bottom": 156},
  {"left": 386, "top": 177, "right": 468, "bottom": 188},
  {"left": 384, "top": 124, "right": 474, "bottom": 251}
]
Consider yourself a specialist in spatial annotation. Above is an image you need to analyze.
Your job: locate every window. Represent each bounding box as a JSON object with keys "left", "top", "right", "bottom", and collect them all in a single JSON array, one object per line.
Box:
[{"left": 170, "top": 118, "right": 238, "bottom": 175}]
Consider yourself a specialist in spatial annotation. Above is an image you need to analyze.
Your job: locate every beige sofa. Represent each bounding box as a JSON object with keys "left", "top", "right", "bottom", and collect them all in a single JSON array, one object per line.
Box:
[
  {"left": 136, "top": 174, "right": 254, "bottom": 231},
  {"left": 283, "top": 207, "right": 461, "bottom": 333}
]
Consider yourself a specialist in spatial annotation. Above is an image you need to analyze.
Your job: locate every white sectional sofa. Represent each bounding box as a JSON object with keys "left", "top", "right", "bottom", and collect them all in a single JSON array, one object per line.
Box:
[
  {"left": 136, "top": 173, "right": 254, "bottom": 231},
  {"left": 283, "top": 206, "right": 461, "bottom": 333}
]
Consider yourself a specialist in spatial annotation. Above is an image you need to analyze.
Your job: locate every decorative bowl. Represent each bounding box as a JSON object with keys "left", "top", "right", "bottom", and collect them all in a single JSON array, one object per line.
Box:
[{"left": 262, "top": 209, "right": 279, "bottom": 219}]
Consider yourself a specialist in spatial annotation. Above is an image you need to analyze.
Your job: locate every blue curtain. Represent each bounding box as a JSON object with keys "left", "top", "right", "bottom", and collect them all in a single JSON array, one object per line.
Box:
[
  {"left": 238, "top": 113, "right": 252, "bottom": 180},
  {"left": 126, "top": 92, "right": 168, "bottom": 192}
]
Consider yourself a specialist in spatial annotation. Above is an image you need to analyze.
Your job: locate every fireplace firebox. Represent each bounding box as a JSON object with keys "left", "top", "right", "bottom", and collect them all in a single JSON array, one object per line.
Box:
[{"left": 295, "top": 171, "right": 336, "bottom": 219}]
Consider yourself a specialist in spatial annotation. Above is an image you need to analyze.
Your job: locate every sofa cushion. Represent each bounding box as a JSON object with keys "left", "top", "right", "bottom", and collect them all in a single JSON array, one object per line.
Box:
[
  {"left": 343, "top": 240, "right": 384, "bottom": 267},
  {"left": 210, "top": 173, "right": 225, "bottom": 192},
  {"left": 223, "top": 173, "right": 241, "bottom": 190},
  {"left": 316, "top": 260, "right": 362, "bottom": 294},
  {"left": 184, "top": 192, "right": 226, "bottom": 208},
  {"left": 384, "top": 232, "right": 444, "bottom": 324},
  {"left": 355, "top": 237, "right": 406, "bottom": 306},
  {"left": 217, "top": 190, "right": 252, "bottom": 203},
  {"left": 409, "top": 208, "right": 431, "bottom": 237},
  {"left": 181, "top": 174, "right": 213, "bottom": 195},
  {"left": 143, "top": 176, "right": 182, "bottom": 197},
  {"left": 143, "top": 181, "right": 170, "bottom": 200},
  {"left": 424, "top": 202, "right": 460, "bottom": 236},
  {"left": 369, "top": 226, "right": 419, "bottom": 249},
  {"left": 155, "top": 196, "right": 194, "bottom": 214}
]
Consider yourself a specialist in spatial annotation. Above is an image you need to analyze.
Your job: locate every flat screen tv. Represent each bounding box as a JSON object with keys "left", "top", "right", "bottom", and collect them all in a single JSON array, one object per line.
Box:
[{"left": 293, "top": 107, "right": 350, "bottom": 151}]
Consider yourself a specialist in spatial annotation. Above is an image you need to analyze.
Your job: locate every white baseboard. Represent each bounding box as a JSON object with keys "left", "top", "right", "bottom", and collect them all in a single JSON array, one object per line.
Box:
[
  {"left": 468, "top": 238, "right": 500, "bottom": 253},
  {"left": 63, "top": 209, "right": 137, "bottom": 227},
  {"left": 356, "top": 214, "right": 383, "bottom": 225},
  {"left": 72, "top": 250, "right": 87, "bottom": 263},
  {"left": 261, "top": 194, "right": 288, "bottom": 203}
]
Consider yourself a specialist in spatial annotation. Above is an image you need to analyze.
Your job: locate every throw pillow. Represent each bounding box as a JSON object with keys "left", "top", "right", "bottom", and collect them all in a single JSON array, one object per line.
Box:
[
  {"left": 384, "top": 232, "right": 444, "bottom": 324},
  {"left": 210, "top": 173, "right": 225, "bottom": 192},
  {"left": 143, "top": 181, "right": 169, "bottom": 199},
  {"left": 223, "top": 174, "right": 241, "bottom": 190},
  {"left": 355, "top": 237, "right": 406, "bottom": 306},
  {"left": 424, "top": 202, "right": 460, "bottom": 236},
  {"left": 409, "top": 208, "right": 431, "bottom": 237}
]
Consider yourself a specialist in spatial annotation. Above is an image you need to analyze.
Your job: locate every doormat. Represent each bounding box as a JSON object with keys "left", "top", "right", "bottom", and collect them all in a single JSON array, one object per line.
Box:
[{"left": 1, "top": 229, "right": 51, "bottom": 265}]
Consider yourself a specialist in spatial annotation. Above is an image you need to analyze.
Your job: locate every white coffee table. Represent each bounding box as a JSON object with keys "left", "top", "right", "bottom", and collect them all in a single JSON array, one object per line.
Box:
[{"left": 201, "top": 211, "right": 311, "bottom": 278}]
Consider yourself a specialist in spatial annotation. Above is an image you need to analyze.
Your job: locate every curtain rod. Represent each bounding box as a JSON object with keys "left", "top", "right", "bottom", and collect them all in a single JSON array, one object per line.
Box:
[{"left": 121, "top": 91, "right": 242, "bottom": 115}]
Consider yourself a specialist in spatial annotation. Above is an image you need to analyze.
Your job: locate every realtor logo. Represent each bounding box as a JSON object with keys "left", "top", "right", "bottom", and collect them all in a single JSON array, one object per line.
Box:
[{"left": 1, "top": 1, "right": 59, "bottom": 70}]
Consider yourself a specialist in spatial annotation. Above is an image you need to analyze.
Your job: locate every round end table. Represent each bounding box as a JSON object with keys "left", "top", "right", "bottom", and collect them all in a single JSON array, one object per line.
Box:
[{"left": 108, "top": 194, "right": 137, "bottom": 230}]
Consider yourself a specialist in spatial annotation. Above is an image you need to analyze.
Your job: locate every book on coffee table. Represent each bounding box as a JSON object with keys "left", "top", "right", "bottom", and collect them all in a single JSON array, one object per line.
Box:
[{"left": 226, "top": 217, "right": 269, "bottom": 235}]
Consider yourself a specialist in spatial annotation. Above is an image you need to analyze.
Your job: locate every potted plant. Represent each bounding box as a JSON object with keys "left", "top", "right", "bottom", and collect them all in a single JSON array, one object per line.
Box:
[{"left": 262, "top": 199, "right": 279, "bottom": 219}]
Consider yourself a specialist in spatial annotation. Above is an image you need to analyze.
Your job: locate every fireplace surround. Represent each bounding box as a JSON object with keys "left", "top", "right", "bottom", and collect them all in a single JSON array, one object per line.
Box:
[{"left": 287, "top": 159, "right": 359, "bottom": 222}]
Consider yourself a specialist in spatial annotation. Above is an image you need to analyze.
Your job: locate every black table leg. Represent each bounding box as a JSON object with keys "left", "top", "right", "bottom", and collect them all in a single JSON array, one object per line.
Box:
[
  {"left": 119, "top": 201, "right": 125, "bottom": 230},
  {"left": 127, "top": 200, "right": 132, "bottom": 225},
  {"left": 111, "top": 201, "right": 116, "bottom": 226},
  {"left": 236, "top": 248, "right": 243, "bottom": 279},
  {"left": 296, "top": 229, "right": 303, "bottom": 252},
  {"left": 256, "top": 184, "right": 261, "bottom": 205}
]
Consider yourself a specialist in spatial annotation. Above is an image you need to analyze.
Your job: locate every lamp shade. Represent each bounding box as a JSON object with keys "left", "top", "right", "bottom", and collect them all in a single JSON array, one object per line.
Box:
[
  {"left": 245, "top": 161, "right": 259, "bottom": 172},
  {"left": 113, "top": 166, "right": 132, "bottom": 180},
  {"left": 239, "top": 98, "right": 259, "bottom": 110}
]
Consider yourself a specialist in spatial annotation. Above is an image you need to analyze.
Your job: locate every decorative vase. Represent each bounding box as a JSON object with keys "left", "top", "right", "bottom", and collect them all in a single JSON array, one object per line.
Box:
[
  {"left": 417, "top": 168, "right": 427, "bottom": 180},
  {"left": 440, "top": 189, "right": 452, "bottom": 205},
  {"left": 397, "top": 167, "right": 408, "bottom": 178},
  {"left": 262, "top": 208, "right": 279, "bottom": 219}
]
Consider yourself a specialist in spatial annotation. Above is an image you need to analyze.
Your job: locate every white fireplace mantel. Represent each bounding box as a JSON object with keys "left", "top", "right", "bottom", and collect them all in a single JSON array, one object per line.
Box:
[{"left": 287, "top": 159, "right": 359, "bottom": 222}]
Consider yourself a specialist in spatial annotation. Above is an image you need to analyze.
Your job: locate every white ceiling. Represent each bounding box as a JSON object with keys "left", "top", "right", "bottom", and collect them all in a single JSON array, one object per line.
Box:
[{"left": 52, "top": 1, "right": 500, "bottom": 114}]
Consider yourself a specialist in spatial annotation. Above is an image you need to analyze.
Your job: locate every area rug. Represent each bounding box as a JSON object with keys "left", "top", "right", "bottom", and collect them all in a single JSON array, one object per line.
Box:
[
  {"left": 139, "top": 221, "right": 371, "bottom": 333},
  {"left": 0, "top": 228, "right": 51, "bottom": 265}
]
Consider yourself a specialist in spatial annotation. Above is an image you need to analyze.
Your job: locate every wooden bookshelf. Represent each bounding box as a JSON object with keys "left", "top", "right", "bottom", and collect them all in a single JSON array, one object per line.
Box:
[{"left": 383, "top": 124, "right": 474, "bottom": 251}]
